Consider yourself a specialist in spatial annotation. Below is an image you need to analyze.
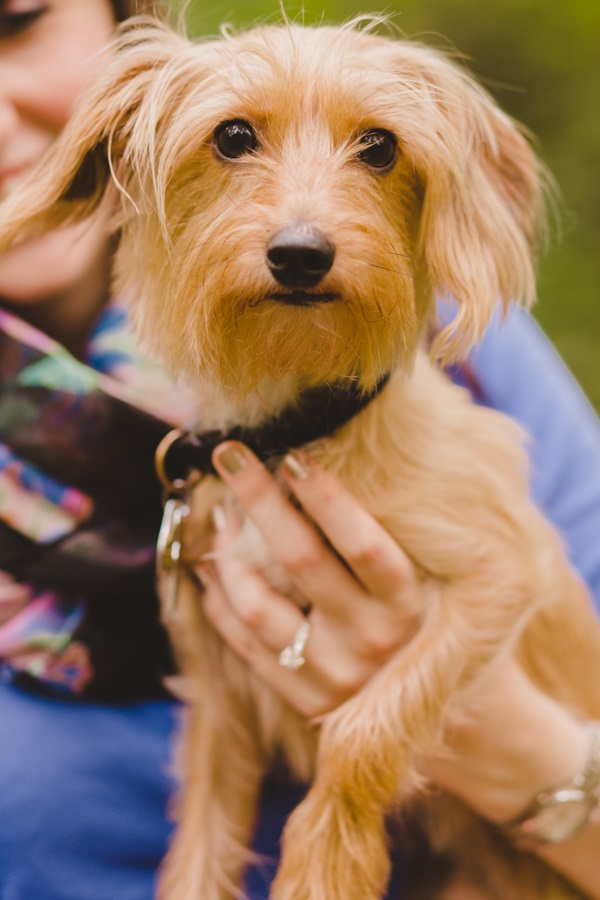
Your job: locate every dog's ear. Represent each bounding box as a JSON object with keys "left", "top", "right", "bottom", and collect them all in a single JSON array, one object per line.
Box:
[
  {"left": 0, "top": 18, "right": 185, "bottom": 253},
  {"left": 395, "top": 46, "right": 546, "bottom": 361}
]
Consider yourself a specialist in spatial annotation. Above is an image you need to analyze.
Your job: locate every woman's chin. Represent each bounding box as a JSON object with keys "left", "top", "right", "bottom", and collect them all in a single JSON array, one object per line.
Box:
[{"left": 0, "top": 219, "right": 108, "bottom": 305}]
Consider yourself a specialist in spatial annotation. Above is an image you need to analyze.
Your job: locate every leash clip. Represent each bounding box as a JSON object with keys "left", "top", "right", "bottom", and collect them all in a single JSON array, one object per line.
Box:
[
  {"left": 155, "top": 429, "right": 201, "bottom": 618},
  {"left": 156, "top": 481, "right": 191, "bottom": 619}
]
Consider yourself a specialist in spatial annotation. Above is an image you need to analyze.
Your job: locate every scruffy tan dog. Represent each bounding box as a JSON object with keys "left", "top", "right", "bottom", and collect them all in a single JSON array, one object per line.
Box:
[{"left": 2, "top": 15, "right": 600, "bottom": 899}]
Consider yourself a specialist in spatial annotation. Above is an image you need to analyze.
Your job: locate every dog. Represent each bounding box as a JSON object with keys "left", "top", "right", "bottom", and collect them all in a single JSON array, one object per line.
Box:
[{"left": 2, "top": 15, "right": 600, "bottom": 899}]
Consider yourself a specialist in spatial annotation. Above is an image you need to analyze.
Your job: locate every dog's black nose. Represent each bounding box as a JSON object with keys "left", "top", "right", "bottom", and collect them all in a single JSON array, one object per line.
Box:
[{"left": 267, "top": 224, "right": 335, "bottom": 289}]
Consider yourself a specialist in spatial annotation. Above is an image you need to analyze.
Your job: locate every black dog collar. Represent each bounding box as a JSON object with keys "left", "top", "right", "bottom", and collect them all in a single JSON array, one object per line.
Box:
[{"left": 156, "top": 373, "right": 390, "bottom": 485}]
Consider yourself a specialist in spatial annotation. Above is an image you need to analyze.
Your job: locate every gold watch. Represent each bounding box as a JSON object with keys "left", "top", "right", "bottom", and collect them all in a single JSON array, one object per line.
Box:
[{"left": 504, "top": 722, "right": 600, "bottom": 845}]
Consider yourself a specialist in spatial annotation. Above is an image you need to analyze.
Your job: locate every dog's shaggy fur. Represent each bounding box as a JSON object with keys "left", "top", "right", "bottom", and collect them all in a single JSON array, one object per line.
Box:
[{"left": 2, "top": 16, "right": 600, "bottom": 899}]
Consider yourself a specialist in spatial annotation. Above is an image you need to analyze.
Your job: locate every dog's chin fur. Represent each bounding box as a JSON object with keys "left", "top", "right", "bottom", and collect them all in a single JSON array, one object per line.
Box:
[
  {"left": 1, "top": 15, "right": 598, "bottom": 900},
  {"left": 191, "top": 370, "right": 310, "bottom": 430}
]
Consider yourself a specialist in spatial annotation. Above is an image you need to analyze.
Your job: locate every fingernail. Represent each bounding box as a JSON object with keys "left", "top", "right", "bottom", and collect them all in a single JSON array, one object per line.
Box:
[
  {"left": 212, "top": 503, "right": 227, "bottom": 531},
  {"left": 213, "top": 442, "right": 248, "bottom": 475},
  {"left": 283, "top": 452, "right": 311, "bottom": 480}
]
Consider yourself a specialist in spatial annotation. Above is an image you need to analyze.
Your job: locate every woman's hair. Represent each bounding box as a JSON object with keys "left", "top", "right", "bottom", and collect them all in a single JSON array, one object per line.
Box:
[{"left": 110, "top": 0, "right": 165, "bottom": 22}]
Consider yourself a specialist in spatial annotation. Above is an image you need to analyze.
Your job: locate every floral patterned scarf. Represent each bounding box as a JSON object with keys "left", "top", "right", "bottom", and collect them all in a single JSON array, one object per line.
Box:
[{"left": 0, "top": 303, "right": 198, "bottom": 699}]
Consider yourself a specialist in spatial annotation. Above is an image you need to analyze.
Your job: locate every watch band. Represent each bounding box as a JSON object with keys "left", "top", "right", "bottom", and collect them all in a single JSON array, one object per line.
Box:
[{"left": 504, "top": 721, "right": 600, "bottom": 846}]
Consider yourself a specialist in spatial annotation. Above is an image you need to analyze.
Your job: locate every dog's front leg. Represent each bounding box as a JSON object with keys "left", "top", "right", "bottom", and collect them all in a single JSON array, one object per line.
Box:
[
  {"left": 271, "top": 769, "right": 393, "bottom": 900},
  {"left": 271, "top": 579, "right": 527, "bottom": 900},
  {"left": 157, "top": 690, "right": 264, "bottom": 900},
  {"left": 157, "top": 577, "right": 265, "bottom": 900}
]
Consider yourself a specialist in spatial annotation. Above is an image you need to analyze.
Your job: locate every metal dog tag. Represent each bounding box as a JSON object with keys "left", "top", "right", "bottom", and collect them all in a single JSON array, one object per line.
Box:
[{"left": 157, "top": 489, "right": 191, "bottom": 619}]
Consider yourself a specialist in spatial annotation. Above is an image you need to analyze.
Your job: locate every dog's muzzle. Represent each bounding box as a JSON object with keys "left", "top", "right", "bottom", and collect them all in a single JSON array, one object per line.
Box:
[{"left": 267, "top": 223, "right": 335, "bottom": 292}]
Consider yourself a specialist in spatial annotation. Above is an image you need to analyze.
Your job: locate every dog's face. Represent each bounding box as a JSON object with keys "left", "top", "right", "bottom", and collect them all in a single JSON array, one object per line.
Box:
[{"left": 0, "top": 20, "right": 543, "bottom": 409}]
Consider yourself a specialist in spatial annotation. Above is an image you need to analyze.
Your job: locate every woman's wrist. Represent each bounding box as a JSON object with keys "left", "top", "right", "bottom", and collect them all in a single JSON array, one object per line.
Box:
[
  {"left": 503, "top": 721, "right": 600, "bottom": 846},
  {"left": 424, "top": 659, "right": 589, "bottom": 824}
]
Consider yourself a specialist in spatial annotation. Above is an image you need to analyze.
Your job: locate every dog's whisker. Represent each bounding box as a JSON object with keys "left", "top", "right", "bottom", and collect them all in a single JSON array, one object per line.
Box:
[
  {"left": 382, "top": 249, "right": 445, "bottom": 276},
  {"left": 363, "top": 260, "right": 434, "bottom": 290}
]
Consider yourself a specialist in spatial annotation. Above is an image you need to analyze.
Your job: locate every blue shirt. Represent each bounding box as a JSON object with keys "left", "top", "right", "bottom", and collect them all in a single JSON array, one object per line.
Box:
[{"left": 1, "top": 311, "right": 599, "bottom": 899}]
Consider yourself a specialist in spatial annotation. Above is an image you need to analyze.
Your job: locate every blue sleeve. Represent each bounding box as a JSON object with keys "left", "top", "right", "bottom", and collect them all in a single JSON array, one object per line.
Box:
[{"left": 463, "top": 308, "right": 600, "bottom": 610}]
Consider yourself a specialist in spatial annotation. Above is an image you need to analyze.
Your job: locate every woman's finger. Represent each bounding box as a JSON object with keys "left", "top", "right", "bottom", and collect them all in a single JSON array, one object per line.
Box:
[
  {"left": 211, "top": 442, "right": 369, "bottom": 617},
  {"left": 211, "top": 550, "right": 309, "bottom": 654},
  {"left": 198, "top": 563, "right": 367, "bottom": 717},
  {"left": 280, "top": 451, "right": 421, "bottom": 608},
  {"left": 208, "top": 491, "right": 420, "bottom": 676},
  {"left": 212, "top": 442, "right": 422, "bottom": 626},
  {"left": 209, "top": 505, "right": 363, "bottom": 663}
]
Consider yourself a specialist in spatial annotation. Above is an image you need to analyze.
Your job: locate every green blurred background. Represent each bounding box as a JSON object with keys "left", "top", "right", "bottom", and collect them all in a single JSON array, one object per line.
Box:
[{"left": 175, "top": 0, "right": 600, "bottom": 408}]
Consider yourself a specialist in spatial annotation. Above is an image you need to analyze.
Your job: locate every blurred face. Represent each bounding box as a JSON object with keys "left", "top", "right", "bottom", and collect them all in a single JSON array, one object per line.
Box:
[{"left": 0, "top": 0, "right": 115, "bottom": 305}]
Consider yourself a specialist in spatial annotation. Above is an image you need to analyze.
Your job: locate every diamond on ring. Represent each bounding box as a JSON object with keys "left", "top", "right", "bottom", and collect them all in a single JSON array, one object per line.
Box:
[{"left": 278, "top": 619, "right": 311, "bottom": 671}]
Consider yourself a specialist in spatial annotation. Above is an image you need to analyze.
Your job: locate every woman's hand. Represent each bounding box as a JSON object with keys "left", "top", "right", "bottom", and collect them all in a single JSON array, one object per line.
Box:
[{"left": 195, "top": 440, "right": 424, "bottom": 719}]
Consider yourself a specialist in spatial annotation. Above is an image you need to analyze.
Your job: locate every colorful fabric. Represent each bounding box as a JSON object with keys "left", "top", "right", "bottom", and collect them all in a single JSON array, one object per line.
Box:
[{"left": 0, "top": 304, "right": 198, "bottom": 697}]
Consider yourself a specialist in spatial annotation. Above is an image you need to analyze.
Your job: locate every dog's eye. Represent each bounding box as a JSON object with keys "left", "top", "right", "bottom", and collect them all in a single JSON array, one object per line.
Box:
[
  {"left": 356, "top": 130, "right": 397, "bottom": 170},
  {"left": 214, "top": 120, "right": 259, "bottom": 159}
]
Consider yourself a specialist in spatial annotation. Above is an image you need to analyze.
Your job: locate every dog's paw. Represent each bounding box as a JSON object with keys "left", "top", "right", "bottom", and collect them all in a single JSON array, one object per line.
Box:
[{"left": 270, "top": 788, "right": 390, "bottom": 900}]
